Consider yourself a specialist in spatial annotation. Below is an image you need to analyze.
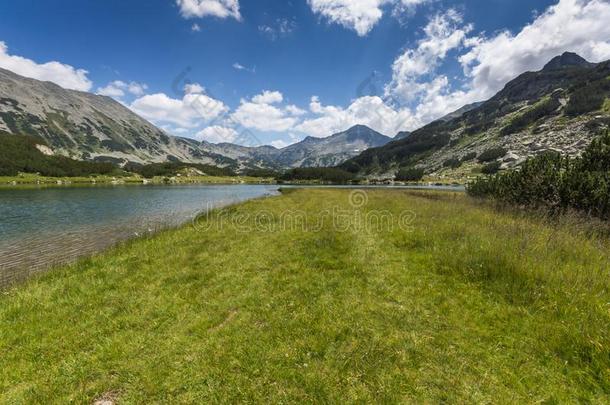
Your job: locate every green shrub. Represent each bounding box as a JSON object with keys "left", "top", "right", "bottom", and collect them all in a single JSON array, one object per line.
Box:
[
  {"left": 395, "top": 167, "right": 425, "bottom": 182},
  {"left": 478, "top": 147, "right": 507, "bottom": 162},
  {"left": 468, "top": 131, "right": 610, "bottom": 219},
  {"left": 481, "top": 161, "right": 502, "bottom": 175},
  {"left": 565, "top": 79, "right": 610, "bottom": 116},
  {"left": 443, "top": 158, "right": 462, "bottom": 169}
]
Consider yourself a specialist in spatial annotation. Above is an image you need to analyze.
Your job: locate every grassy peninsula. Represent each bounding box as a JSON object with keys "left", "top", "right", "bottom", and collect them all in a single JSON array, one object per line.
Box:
[{"left": 1, "top": 189, "right": 609, "bottom": 403}]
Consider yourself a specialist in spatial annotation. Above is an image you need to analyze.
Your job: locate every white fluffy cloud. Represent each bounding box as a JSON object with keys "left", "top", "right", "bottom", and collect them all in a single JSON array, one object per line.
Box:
[
  {"left": 196, "top": 125, "right": 238, "bottom": 143},
  {"left": 381, "top": 0, "right": 610, "bottom": 130},
  {"left": 232, "top": 91, "right": 302, "bottom": 132},
  {"left": 386, "top": 9, "right": 471, "bottom": 102},
  {"left": 176, "top": 0, "right": 241, "bottom": 20},
  {"left": 117, "top": 0, "right": 610, "bottom": 144},
  {"left": 184, "top": 83, "right": 205, "bottom": 94},
  {"left": 130, "top": 86, "right": 228, "bottom": 128},
  {"left": 97, "top": 81, "right": 125, "bottom": 98},
  {"left": 0, "top": 41, "right": 92, "bottom": 91},
  {"left": 97, "top": 80, "right": 148, "bottom": 98},
  {"left": 252, "top": 90, "right": 283, "bottom": 104},
  {"left": 460, "top": 0, "right": 610, "bottom": 101},
  {"left": 128, "top": 82, "right": 148, "bottom": 96},
  {"left": 286, "top": 105, "right": 307, "bottom": 116},
  {"left": 307, "top": 0, "right": 430, "bottom": 36},
  {"left": 308, "top": 0, "right": 387, "bottom": 36},
  {"left": 296, "top": 95, "right": 417, "bottom": 137}
]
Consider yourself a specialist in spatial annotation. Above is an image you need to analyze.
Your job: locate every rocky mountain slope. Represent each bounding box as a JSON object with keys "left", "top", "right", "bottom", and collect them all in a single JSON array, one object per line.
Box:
[
  {"left": 0, "top": 67, "right": 236, "bottom": 167},
  {"left": 392, "top": 103, "right": 483, "bottom": 142},
  {"left": 341, "top": 53, "right": 610, "bottom": 181},
  {"left": 0, "top": 67, "right": 392, "bottom": 170},
  {"left": 186, "top": 125, "right": 391, "bottom": 169},
  {"left": 276, "top": 125, "right": 391, "bottom": 167}
]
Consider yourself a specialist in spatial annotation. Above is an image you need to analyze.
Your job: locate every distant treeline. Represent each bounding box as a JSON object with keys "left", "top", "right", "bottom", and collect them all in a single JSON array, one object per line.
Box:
[
  {"left": 240, "top": 168, "right": 282, "bottom": 178},
  {"left": 395, "top": 167, "right": 424, "bottom": 182},
  {"left": 124, "top": 161, "right": 235, "bottom": 179},
  {"left": 468, "top": 130, "right": 610, "bottom": 220},
  {"left": 0, "top": 134, "right": 116, "bottom": 177},
  {"left": 279, "top": 167, "right": 356, "bottom": 183}
]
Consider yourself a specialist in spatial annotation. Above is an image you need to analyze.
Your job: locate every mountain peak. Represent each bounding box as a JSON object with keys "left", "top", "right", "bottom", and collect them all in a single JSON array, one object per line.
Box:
[
  {"left": 342, "top": 125, "right": 390, "bottom": 143},
  {"left": 302, "top": 136, "right": 321, "bottom": 143},
  {"left": 542, "top": 52, "right": 592, "bottom": 71},
  {"left": 346, "top": 124, "right": 371, "bottom": 132}
]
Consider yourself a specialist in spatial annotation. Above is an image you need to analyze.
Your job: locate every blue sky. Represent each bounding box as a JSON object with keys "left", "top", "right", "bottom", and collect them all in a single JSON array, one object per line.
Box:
[{"left": 1, "top": 0, "right": 609, "bottom": 147}]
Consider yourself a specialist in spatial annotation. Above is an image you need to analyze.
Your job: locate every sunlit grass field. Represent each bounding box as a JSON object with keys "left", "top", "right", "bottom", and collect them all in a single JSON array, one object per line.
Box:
[{"left": 1, "top": 189, "right": 609, "bottom": 403}]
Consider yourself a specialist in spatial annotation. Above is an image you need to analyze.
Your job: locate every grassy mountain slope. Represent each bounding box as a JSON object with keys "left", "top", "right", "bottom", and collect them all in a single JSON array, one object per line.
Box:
[{"left": 341, "top": 53, "right": 610, "bottom": 181}]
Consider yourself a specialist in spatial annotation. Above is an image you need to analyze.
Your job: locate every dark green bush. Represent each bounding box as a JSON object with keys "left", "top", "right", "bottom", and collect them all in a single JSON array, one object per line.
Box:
[
  {"left": 279, "top": 167, "right": 355, "bottom": 183},
  {"left": 395, "top": 167, "right": 425, "bottom": 182},
  {"left": 478, "top": 147, "right": 507, "bottom": 162},
  {"left": 565, "top": 80, "right": 610, "bottom": 116},
  {"left": 565, "top": 90, "right": 605, "bottom": 116},
  {"left": 443, "top": 158, "right": 462, "bottom": 169},
  {"left": 481, "top": 161, "right": 502, "bottom": 174},
  {"left": 468, "top": 131, "right": 610, "bottom": 219}
]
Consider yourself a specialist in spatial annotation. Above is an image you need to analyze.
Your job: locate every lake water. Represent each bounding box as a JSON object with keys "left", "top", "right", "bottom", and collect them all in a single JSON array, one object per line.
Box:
[
  {"left": 0, "top": 183, "right": 463, "bottom": 287},
  {"left": 0, "top": 184, "right": 279, "bottom": 287}
]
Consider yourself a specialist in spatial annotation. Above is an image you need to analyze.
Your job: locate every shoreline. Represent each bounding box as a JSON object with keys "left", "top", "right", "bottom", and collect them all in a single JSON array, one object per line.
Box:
[
  {"left": 1, "top": 188, "right": 608, "bottom": 402},
  {"left": 0, "top": 186, "right": 282, "bottom": 289},
  {"left": 0, "top": 174, "right": 467, "bottom": 190},
  {"left": 0, "top": 174, "right": 277, "bottom": 189}
]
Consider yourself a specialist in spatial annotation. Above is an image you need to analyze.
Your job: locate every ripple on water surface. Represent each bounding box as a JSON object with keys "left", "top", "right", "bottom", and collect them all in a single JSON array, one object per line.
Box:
[{"left": 0, "top": 184, "right": 278, "bottom": 287}]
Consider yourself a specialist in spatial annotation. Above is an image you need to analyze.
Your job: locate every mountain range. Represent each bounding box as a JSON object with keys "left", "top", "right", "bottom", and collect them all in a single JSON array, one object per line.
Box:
[
  {"left": 341, "top": 52, "right": 610, "bottom": 180},
  {"left": 0, "top": 67, "right": 392, "bottom": 171},
  {"left": 2, "top": 52, "right": 609, "bottom": 179}
]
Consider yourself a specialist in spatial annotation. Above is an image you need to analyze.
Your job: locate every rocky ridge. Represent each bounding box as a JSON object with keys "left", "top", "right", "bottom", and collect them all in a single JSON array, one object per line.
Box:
[{"left": 341, "top": 52, "right": 610, "bottom": 181}]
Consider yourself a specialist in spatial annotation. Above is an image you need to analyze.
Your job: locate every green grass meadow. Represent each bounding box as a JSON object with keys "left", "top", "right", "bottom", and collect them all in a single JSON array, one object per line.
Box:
[{"left": 1, "top": 189, "right": 609, "bottom": 403}]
